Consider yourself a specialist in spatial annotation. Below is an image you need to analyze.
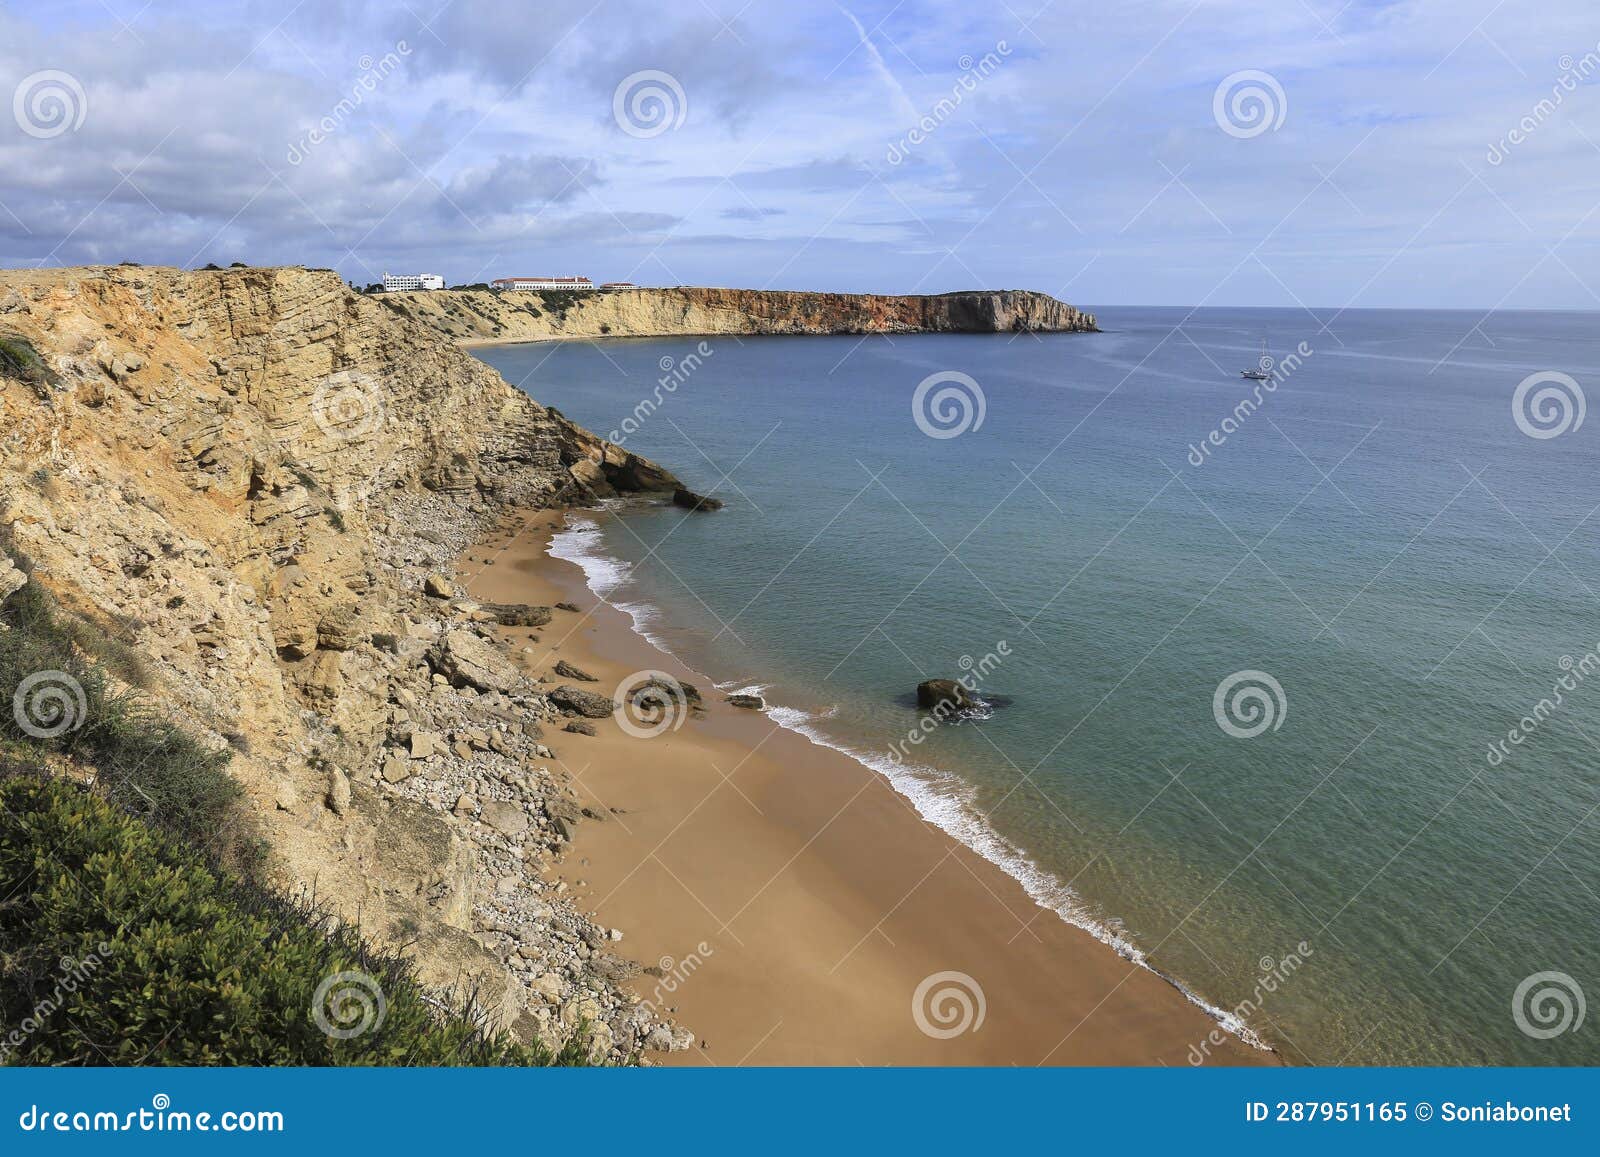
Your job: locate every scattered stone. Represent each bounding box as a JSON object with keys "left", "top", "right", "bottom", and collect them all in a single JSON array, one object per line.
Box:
[
  {"left": 727, "top": 693, "right": 766, "bottom": 710},
  {"left": 409, "top": 730, "right": 442, "bottom": 759},
  {"left": 325, "top": 766, "right": 351, "bottom": 816},
  {"left": 381, "top": 752, "right": 413, "bottom": 783},
  {"left": 554, "top": 659, "right": 597, "bottom": 682},
  {"left": 481, "top": 602, "right": 553, "bottom": 627},
  {"left": 423, "top": 573, "right": 455, "bottom": 598},
  {"left": 480, "top": 800, "right": 529, "bottom": 836},
  {"left": 431, "top": 629, "right": 523, "bottom": 694},
  {"left": 564, "top": 720, "right": 596, "bottom": 736},
  {"left": 0, "top": 558, "right": 27, "bottom": 604},
  {"left": 548, "top": 684, "right": 616, "bottom": 719},
  {"left": 555, "top": 601, "right": 580, "bottom": 612}
]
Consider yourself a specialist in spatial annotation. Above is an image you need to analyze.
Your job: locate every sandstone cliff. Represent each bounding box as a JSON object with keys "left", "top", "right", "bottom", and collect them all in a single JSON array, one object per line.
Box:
[
  {"left": 383, "top": 285, "right": 1097, "bottom": 344},
  {"left": 0, "top": 264, "right": 686, "bottom": 1060}
]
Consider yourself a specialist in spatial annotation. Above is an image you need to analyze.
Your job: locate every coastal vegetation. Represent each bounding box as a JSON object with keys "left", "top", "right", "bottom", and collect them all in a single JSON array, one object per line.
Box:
[{"left": 0, "top": 555, "right": 591, "bottom": 1066}]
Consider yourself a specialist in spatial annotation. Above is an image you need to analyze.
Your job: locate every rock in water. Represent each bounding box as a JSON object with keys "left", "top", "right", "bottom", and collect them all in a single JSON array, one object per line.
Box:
[
  {"left": 672, "top": 488, "right": 724, "bottom": 512},
  {"left": 916, "top": 678, "right": 976, "bottom": 715},
  {"left": 727, "top": 693, "right": 766, "bottom": 710}
]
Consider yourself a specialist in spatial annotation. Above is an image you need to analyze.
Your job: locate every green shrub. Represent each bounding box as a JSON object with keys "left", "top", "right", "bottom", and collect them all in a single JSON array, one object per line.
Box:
[
  {"left": 0, "top": 334, "right": 58, "bottom": 397},
  {"left": 0, "top": 576, "right": 240, "bottom": 857},
  {"left": 0, "top": 772, "right": 589, "bottom": 1066}
]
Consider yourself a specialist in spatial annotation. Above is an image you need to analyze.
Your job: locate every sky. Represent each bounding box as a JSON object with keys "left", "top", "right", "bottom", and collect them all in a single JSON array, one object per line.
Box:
[{"left": 1, "top": 0, "right": 1599, "bottom": 308}]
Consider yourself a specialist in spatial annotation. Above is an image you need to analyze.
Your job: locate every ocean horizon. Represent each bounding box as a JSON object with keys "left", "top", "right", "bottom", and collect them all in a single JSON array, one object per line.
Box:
[{"left": 477, "top": 306, "right": 1600, "bottom": 1066}]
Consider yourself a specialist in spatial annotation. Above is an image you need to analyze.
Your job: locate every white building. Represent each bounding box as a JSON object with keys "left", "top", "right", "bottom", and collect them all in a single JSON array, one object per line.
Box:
[
  {"left": 490, "top": 276, "right": 594, "bottom": 291},
  {"left": 382, "top": 272, "right": 445, "bottom": 291}
]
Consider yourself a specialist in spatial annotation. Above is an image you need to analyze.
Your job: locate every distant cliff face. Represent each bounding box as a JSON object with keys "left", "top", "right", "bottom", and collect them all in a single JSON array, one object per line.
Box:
[{"left": 381, "top": 286, "right": 1098, "bottom": 344}]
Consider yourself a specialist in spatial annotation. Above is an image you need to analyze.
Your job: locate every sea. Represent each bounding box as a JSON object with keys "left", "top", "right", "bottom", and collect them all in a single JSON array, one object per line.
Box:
[{"left": 474, "top": 307, "right": 1600, "bottom": 1065}]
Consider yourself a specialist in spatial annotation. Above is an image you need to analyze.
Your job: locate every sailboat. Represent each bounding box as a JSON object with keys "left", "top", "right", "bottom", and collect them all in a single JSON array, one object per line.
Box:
[{"left": 1240, "top": 337, "right": 1273, "bottom": 381}]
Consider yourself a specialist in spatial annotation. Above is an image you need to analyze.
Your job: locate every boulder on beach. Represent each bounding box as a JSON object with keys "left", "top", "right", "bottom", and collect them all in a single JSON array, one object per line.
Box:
[
  {"left": 916, "top": 678, "right": 976, "bottom": 715},
  {"left": 554, "top": 659, "right": 597, "bottom": 682},
  {"left": 726, "top": 693, "right": 766, "bottom": 710},
  {"left": 481, "top": 602, "right": 553, "bottom": 627},
  {"left": 549, "top": 684, "right": 617, "bottom": 719}
]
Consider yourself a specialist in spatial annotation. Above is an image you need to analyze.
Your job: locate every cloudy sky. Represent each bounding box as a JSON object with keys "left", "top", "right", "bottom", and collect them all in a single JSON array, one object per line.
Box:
[{"left": 1, "top": 0, "right": 1598, "bottom": 307}]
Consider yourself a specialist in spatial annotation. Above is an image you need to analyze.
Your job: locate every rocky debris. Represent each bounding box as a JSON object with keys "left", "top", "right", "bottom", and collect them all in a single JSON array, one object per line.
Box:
[
  {"left": 564, "top": 721, "right": 596, "bottom": 737},
  {"left": 0, "top": 558, "right": 26, "bottom": 605},
  {"left": 480, "top": 602, "right": 552, "bottom": 627},
  {"left": 480, "top": 800, "right": 529, "bottom": 836},
  {"left": 727, "top": 693, "right": 766, "bottom": 710},
  {"left": 916, "top": 678, "right": 977, "bottom": 715},
  {"left": 554, "top": 659, "right": 597, "bottom": 682},
  {"left": 431, "top": 629, "right": 525, "bottom": 695},
  {"left": 555, "top": 602, "right": 580, "bottom": 612},
  {"left": 548, "top": 684, "right": 617, "bottom": 719},
  {"left": 672, "top": 488, "right": 724, "bottom": 512},
  {"left": 424, "top": 573, "right": 456, "bottom": 599},
  {"left": 325, "top": 766, "right": 352, "bottom": 815}
]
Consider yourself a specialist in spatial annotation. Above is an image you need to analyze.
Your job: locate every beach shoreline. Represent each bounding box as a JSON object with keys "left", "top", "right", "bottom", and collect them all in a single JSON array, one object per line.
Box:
[{"left": 457, "top": 506, "right": 1277, "bottom": 1067}]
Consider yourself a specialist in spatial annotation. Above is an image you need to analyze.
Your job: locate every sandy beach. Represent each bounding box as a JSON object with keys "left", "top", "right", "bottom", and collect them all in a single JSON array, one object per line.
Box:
[{"left": 458, "top": 508, "right": 1275, "bottom": 1067}]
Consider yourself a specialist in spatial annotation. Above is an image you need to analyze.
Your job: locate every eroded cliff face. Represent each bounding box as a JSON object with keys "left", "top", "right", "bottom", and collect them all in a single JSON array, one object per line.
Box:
[
  {"left": 382, "top": 285, "right": 1098, "bottom": 344},
  {"left": 0, "top": 264, "right": 685, "bottom": 1060}
]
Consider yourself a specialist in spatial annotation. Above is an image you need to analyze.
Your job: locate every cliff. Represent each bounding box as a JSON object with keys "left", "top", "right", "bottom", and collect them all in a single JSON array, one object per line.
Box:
[
  {"left": 381, "top": 285, "right": 1098, "bottom": 344},
  {"left": 0, "top": 264, "right": 687, "bottom": 1060}
]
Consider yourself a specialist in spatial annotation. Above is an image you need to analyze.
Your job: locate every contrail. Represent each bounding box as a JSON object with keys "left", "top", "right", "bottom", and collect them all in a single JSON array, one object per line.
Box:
[{"left": 838, "top": 5, "right": 923, "bottom": 128}]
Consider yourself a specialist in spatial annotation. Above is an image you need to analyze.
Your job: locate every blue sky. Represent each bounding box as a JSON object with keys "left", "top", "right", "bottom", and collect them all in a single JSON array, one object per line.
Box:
[{"left": 1, "top": 0, "right": 1598, "bottom": 307}]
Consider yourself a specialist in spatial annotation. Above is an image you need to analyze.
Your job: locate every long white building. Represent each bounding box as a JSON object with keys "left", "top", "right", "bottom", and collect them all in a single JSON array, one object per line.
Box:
[
  {"left": 490, "top": 276, "right": 594, "bottom": 291},
  {"left": 382, "top": 272, "right": 444, "bottom": 291}
]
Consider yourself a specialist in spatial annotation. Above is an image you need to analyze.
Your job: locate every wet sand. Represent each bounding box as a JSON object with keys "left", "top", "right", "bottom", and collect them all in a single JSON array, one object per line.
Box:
[{"left": 458, "top": 509, "right": 1275, "bottom": 1067}]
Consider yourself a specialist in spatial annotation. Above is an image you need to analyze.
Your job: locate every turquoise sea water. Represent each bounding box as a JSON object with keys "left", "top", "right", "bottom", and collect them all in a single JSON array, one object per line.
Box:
[{"left": 475, "top": 308, "right": 1600, "bottom": 1065}]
